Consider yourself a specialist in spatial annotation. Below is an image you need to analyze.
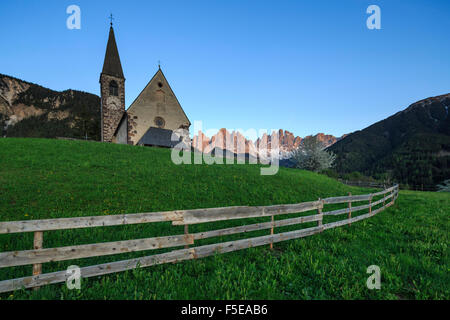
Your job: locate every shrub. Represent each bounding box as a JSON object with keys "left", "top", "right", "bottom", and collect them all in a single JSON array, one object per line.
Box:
[{"left": 290, "top": 136, "right": 336, "bottom": 172}]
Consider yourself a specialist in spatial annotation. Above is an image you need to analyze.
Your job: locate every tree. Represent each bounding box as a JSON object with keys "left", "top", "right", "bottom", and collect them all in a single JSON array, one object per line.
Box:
[{"left": 290, "top": 136, "right": 336, "bottom": 172}]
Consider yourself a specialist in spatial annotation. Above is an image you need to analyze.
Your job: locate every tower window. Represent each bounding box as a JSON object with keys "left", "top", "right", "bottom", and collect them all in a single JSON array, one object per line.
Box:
[
  {"left": 109, "top": 80, "right": 119, "bottom": 96},
  {"left": 158, "top": 82, "right": 163, "bottom": 88}
]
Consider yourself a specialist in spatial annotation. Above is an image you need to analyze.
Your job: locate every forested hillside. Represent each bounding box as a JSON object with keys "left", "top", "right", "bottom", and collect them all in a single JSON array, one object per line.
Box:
[
  {"left": 329, "top": 94, "right": 450, "bottom": 189},
  {"left": 0, "top": 74, "right": 100, "bottom": 140}
]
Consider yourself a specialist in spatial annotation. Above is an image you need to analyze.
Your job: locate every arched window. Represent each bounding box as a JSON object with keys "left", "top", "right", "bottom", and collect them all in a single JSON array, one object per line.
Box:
[{"left": 109, "top": 80, "right": 118, "bottom": 96}]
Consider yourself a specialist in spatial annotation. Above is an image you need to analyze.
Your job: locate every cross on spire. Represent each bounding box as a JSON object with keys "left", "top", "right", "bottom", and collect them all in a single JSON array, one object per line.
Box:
[{"left": 109, "top": 13, "right": 114, "bottom": 26}]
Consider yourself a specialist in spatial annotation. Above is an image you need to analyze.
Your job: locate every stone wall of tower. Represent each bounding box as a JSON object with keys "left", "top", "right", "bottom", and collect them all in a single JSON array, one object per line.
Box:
[{"left": 100, "top": 74, "right": 125, "bottom": 142}]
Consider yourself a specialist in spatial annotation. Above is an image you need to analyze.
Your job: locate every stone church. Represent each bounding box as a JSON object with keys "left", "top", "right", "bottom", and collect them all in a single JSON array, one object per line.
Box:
[{"left": 100, "top": 25, "right": 191, "bottom": 147}]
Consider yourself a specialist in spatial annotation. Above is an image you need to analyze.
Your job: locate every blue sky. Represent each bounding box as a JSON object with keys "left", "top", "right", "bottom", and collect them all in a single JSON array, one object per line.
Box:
[{"left": 0, "top": 0, "right": 449, "bottom": 137}]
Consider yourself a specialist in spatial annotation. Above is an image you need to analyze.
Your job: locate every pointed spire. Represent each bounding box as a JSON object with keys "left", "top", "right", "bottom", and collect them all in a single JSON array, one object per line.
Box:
[{"left": 102, "top": 25, "right": 124, "bottom": 78}]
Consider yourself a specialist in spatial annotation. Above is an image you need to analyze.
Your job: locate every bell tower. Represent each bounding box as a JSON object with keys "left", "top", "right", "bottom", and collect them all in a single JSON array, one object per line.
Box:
[{"left": 100, "top": 21, "right": 125, "bottom": 142}]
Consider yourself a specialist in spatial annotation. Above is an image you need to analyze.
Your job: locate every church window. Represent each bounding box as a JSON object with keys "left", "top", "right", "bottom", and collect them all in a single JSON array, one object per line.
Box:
[
  {"left": 158, "top": 82, "right": 163, "bottom": 88},
  {"left": 109, "top": 80, "right": 119, "bottom": 96},
  {"left": 154, "top": 117, "right": 165, "bottom": 128}
]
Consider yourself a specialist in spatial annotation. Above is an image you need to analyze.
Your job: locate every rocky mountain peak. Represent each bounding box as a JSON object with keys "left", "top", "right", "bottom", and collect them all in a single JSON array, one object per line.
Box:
[{"left": 192, "top": 128, "right": 342, "bottom": 158}]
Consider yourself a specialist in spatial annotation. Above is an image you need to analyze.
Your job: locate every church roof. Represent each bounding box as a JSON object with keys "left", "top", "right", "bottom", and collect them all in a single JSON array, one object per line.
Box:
[
  {"left": 101, "top": 26, "right": 124, "bottom": 78},
  {"left": 137, "top": 127, "right": 184, "bottom": 148}
]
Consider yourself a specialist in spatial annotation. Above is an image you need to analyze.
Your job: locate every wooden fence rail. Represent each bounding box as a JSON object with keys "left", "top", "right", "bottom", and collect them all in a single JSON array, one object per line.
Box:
[{"left": 0, "top": 185, "right": 399, "bottom": 293}]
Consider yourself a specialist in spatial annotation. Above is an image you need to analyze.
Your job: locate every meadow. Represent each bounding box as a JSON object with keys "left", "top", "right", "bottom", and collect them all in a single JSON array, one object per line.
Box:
[{"left": 0, "top": 138, "right": 448, "bottom": 299}]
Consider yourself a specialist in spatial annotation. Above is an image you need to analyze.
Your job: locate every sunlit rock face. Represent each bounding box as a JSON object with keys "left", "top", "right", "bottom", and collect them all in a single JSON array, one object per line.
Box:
[{"left": 192, "top": 128, "right": 341, "bottom": 159}]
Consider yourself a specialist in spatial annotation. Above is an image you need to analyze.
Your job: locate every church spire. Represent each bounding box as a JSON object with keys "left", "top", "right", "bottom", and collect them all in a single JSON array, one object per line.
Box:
[{"left": 101, "top": 25, "right": 124, "bottom": 78}]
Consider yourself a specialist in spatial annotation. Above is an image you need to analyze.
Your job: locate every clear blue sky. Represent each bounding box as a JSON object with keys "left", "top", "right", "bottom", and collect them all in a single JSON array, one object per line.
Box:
[{"left": 1, "top": 0, "right": 449, "bottom": 137}]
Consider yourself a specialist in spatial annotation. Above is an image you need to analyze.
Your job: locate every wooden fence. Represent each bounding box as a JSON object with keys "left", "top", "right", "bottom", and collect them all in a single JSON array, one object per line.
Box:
[
  {"left": 338, "top": 179, "right": 389, "bottom": 189},
  {"left": 339, "top": 179, "right": 441, "bottom": 192},
  {"left": 0, "top": 185, "right": 399, "bottom": 293}
]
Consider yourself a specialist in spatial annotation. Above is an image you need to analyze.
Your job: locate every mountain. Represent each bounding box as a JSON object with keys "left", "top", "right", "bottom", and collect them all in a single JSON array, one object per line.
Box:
[
  {"left": 0, "top": 74, "right": 100, "bottom": 140},
  {"left": 328, "top": 93, "right": 450, "bottom": 189},
  {"left": 192, "top": 129, "right": 341, "bottom": 159},
  {"left": 1, "top": 74, "right": 341, "bottom": 154}
]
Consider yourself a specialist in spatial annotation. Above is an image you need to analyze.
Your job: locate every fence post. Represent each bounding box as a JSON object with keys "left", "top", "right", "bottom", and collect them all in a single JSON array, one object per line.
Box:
[
  {"left": 184, "top": 225, "right": 189, "bottom": 249},
  {"left": 348, "top": 192, "right": 352, "bottom": 226},
  {"left": 318, "top": 198, "right": 323, "bottom": 231},
  {"left": 270, "top": 215, "right": 274, "bottom": 250},
  {"left": 369, "top": 195, "right": 373, "bottom": 216},
  {"left": 32, "top": 231, "right": 43, "bottom": 290},
  {"left": 392, "top": 185, "right": 396, "bottom": 205}
]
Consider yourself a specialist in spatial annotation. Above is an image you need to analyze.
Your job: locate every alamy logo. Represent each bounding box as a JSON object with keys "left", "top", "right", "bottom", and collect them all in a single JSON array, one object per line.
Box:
[
  {"left": 366, "top": 5, "right": 381, "bottom": 30},
  {"left": 66, "top": 265, "right": 81, "bottom": 290},
  {"left": 66, "top": 5, "right": 81, "bottom": 30},
  {"left": 366, "top": 265, "right": 381, "bottom": 289}
]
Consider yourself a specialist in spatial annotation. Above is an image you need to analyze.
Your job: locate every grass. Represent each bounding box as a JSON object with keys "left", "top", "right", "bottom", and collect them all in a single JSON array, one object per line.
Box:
[{"left": 0, "top": 138, "right": 448, "bottom": 300}]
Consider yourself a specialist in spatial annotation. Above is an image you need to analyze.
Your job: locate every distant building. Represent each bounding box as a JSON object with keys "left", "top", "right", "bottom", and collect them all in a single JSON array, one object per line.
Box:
[{"left": 100, "top": 24, "right": 190, "bottom": 147}]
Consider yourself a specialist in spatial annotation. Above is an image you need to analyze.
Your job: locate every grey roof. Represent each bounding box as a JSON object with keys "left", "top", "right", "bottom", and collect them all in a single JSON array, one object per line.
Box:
[
  {"left": 138, "top": 127, "right": 184, "bottom": 148},
  {"left": 113, "top": 112, "right": 127, "bottom": 136},
  {"left": 101, "top": 26, "right": 124, "bottom": 78}
]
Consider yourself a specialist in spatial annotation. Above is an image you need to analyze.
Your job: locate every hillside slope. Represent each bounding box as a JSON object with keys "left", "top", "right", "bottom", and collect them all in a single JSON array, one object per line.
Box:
[
  {"left": 328, "top": 93, "right": 450, "bottom": 189},
  {"left": 0, "top": 138, "right": 360, "bottom": 222},
  {"left": 0, "top": 139, "right": 448, "bottom": 300},
  {"left": 0, "top": 74, "right": 100, "bottom": 140}
]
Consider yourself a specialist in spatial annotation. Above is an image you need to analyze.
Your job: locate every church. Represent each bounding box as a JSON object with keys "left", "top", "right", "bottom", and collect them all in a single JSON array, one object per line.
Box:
[{"left": 100, "top": 24, "right": 191, "bottom": 147}]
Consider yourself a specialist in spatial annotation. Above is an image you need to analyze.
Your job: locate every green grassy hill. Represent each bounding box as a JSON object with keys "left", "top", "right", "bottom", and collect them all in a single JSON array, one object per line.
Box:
[{"left": 0, "top": 138, "right": 448, "bottom": 299}]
